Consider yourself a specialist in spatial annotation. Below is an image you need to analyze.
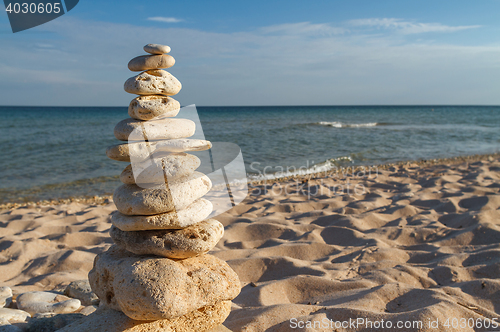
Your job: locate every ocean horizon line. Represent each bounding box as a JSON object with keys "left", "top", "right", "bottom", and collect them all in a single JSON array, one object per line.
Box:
[{"left": 1, "top": 104, "right": 500, "bottom": 108}]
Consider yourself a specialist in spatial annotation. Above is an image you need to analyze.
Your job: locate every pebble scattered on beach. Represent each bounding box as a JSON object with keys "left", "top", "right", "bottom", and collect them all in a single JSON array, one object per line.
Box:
[
  {"left": 63, "top": 281, "right": 99, "bottom": 307},
  {"left": 0, "top": 288, "right": 12, "bottom": 309},
  {"left": 0, "top": 282, "right": 99, "bottom": 331}
]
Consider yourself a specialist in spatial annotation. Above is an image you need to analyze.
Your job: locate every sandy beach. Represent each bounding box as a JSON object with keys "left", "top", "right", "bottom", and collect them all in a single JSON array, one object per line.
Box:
[{"left": 1, "top": 154, "right": 499, "bottom": 331}]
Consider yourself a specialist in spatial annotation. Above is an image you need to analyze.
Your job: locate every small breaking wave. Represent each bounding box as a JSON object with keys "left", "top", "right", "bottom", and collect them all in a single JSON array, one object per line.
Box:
[{"left": 316, "top": 121, "right": 379, "bottom": 128}]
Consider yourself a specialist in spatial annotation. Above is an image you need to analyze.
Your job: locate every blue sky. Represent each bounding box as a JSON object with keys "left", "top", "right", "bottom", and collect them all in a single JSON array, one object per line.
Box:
[{"left": 1, "top": 0, "right": 500, "bottom": 106}]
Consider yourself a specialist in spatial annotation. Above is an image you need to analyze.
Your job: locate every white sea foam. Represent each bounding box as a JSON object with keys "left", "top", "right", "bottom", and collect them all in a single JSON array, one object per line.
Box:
[
  {"left": 317, "top": 121, "right": 378, "bottom": 128},
  {"left": 318, "top": 121, "right": 343, "bottom": 128}
]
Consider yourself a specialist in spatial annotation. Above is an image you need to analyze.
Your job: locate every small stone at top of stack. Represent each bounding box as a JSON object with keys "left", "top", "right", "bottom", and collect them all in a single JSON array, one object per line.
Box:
[
  {"left": 88, "top": 44, "right": 240, "bottom": 331},
  {"left": 144, "top": 43, "right": 171, "bottom": 55}
]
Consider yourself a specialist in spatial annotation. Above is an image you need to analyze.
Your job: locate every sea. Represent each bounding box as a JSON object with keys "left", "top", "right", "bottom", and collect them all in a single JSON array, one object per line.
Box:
[{"left": 0, "top": 105, "right": 499, "bottom": 204}]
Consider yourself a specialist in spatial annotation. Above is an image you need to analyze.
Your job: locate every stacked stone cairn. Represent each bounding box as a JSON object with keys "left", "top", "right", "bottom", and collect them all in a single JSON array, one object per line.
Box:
[{"left": 89, "top": 44, "right": 240, "bottom": 331}]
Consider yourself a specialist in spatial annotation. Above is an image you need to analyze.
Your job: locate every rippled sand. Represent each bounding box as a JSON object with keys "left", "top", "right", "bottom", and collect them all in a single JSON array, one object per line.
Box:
[{"left": 1, "top": 156, "right": 499, "bottom": 331}]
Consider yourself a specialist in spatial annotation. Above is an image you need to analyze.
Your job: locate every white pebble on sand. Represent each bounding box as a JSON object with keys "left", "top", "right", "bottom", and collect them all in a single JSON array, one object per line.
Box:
[{"left": 16, "top": 292, "right": 81, "bottom": 316}]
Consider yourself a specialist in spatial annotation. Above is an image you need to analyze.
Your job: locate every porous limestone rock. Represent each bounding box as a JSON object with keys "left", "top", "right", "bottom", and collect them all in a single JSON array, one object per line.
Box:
[
  {"left": 106, "top": 139, "right": 212, "bottom": 162},
  {"left": 143, "top": 43, "right": 171, "bottom": 55},
  {"left": 88, "top": 246, "right": 240, "bottom": 320},
  {"left": 210, "top": 325, "right": 233, "bottom": 332},
  {"left": 56, "top": 303, "right": 231, "bottom": 332},
  {"left": 113, "top": 172, "right": 212, "bottom": 215},
  {"left": 119, "top": 153, "right": 201, "bottom": 185},
  {"left": 16, "top": 292, "right": 80, "bottom": 316},
  {"left": 124, "top": 70, "right": 181, "bottom": 96},
  {"left": 90, "top": 42, "right": 240, "bottom": 330},
  {"left": 128, "top": 55, "right": 175, "bottom": 71},
  {"left": 111, "top": 198, "right": 213, "bottom": 231},
  {"left": 114, "top": 117, "right": 195, "bottom": 141},
  {"left": 128, "top": 95, "right": 180, "bottom": 120},
  {"left": 110, "top": 219, "right": 224, "bottom": 259}
]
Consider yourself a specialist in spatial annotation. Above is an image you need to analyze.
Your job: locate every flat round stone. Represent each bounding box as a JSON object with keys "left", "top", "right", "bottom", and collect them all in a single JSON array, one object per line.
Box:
[
  {"left": 113, "top": 172, "right": 212, "bottom": 215},
  {"left": 114, "top": 117, "right": 195, "bottom": 141},
  {"left": 144, "top": 43, "right": 171, "bottom": 55},
  {"left": 111, "top": 198, "right": 213, "bottom": 231},
  {"left": 128, "top": 54, "right": 175, "bottom": 71},
  {"left": 124, "top": 70, "right": 181, "bottom": 96},
  {"left": 106, "top": 139, "right": 212, "bottom": 162},
  {"left": 128, "top": 95, "right": 180, "bottom": 120},
  {"left": 88, "top": 246, "right": 240, "bottom": 320},
  {"left": 110, "top": 219, "right": 224, "bottom": 259},
  {"left": 16, "top": 292, "right": 81, "bottom": 316},
  {"left": 120, "top": 153, "right": 200, "bottom": 185}
]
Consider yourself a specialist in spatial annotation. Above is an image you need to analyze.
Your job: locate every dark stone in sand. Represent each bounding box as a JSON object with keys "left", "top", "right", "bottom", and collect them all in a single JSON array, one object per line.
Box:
[{"left": 26, "top": 313, "right": 84, "bottom": 332}]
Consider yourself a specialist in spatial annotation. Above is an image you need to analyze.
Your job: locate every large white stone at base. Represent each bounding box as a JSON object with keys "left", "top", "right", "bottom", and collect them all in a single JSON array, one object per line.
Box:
[{"left": 88, "top": 246, "right": 241, "bottom": 320}]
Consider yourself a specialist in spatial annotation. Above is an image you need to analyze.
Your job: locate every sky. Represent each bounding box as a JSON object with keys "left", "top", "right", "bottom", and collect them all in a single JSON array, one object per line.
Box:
[{"left": 1, "top": 0, "right": 500, "bottom": 106}]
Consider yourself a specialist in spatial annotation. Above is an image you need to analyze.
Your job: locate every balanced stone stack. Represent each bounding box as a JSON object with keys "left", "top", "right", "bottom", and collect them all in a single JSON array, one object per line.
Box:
[{"left": 89, "top": 44, "right": 240, "bottom": 331}]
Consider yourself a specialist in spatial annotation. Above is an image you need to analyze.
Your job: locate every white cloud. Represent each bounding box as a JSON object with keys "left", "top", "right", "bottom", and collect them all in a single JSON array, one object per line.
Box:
[
  {"left": 260, "top": 22, "right": 346, "bottom": 36},
  {"left": 0, "top": 18, "right": 498, "bottom": 106},
  {"left": 348, "top": 18, "right": 481, "bottom": 34},
  {"left": 147, "top": 17, "right": 183, "bottom": 23}
]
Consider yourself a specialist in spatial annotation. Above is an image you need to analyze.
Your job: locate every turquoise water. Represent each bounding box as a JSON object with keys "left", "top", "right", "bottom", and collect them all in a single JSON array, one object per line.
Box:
[{"left": 0, "top": 105, "right": 499, "bottom": 203}]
